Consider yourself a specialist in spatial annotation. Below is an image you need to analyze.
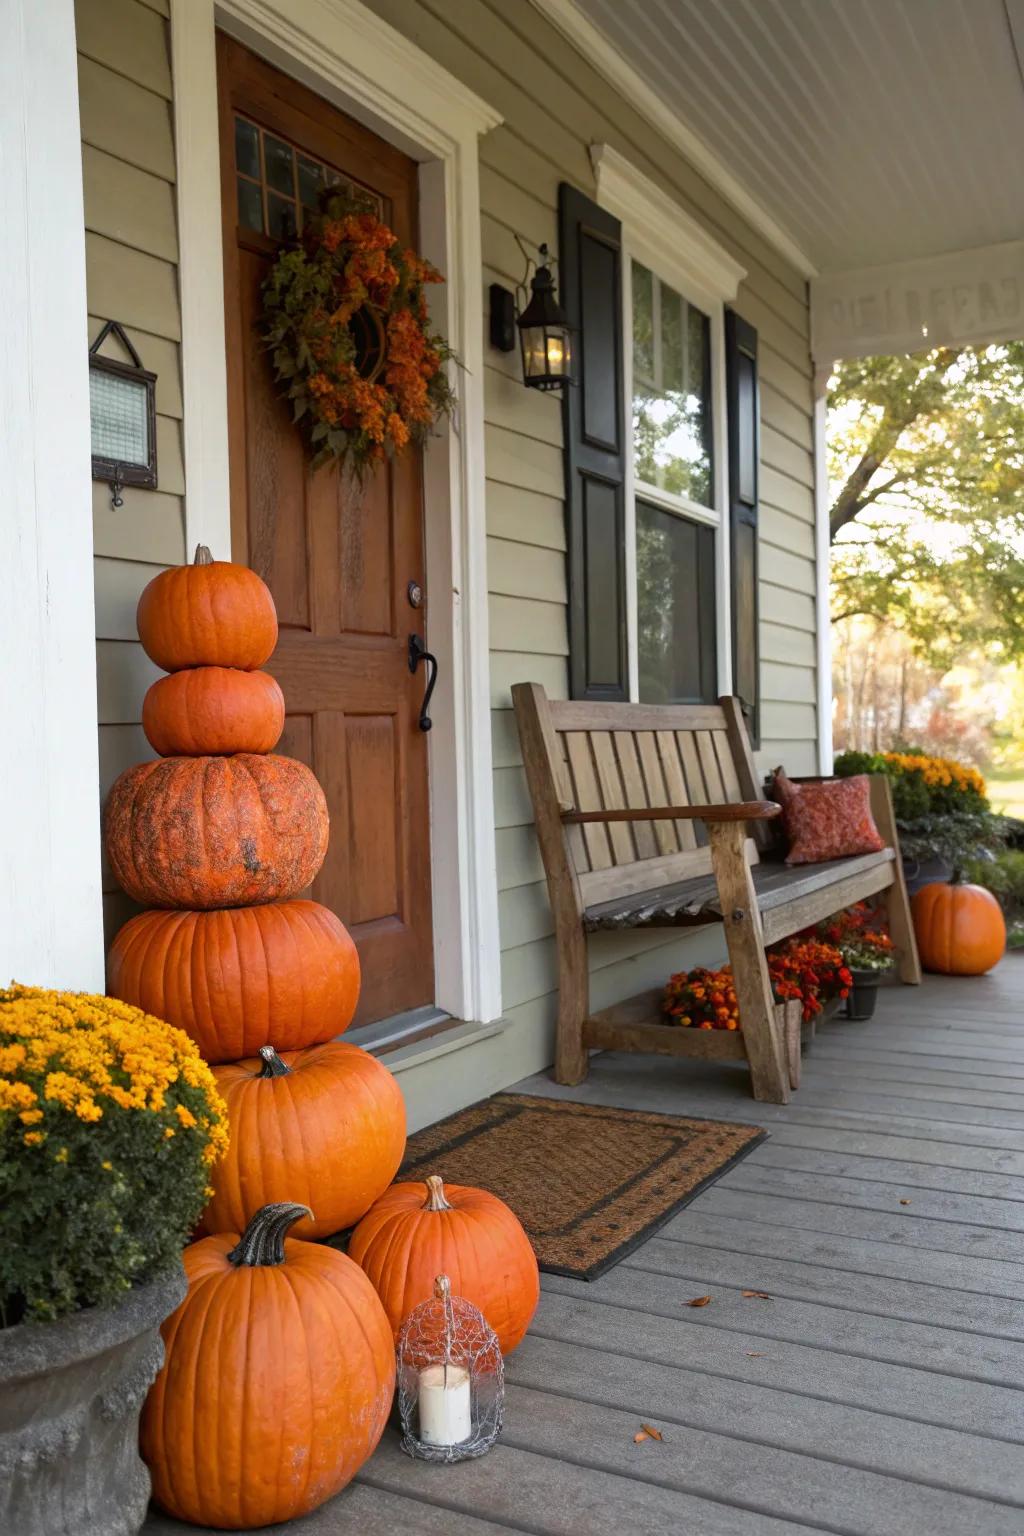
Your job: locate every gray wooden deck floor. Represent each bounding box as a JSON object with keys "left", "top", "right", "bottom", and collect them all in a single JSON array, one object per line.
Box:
[{"left": 145, "top": 963, "right": 1024, "bottom": 1535}]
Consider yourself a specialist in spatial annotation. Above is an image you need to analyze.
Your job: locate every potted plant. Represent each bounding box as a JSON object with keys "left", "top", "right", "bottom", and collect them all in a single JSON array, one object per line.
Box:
[
  {"left": 0, "top": 984, "right": 228, "bottom": 1536},
  {"left": 840, "top": 935, "right": 896, "bottom": 1019}
]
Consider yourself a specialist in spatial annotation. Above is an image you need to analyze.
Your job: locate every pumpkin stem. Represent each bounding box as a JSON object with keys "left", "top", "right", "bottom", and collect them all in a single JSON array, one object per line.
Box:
[
  {"left": 423, "top": 1175, "right": 453, "bottom": 1212},
  {"left": 227, "top": 1202, "right": 312, "bottom": 1267},
  {"left": 193, "top": 543, "right": 214, "bottom": 566},
  {"left": 258, "top": 1045, "right": 292, "bottom": 1078},
  {"left": 433, "top": 1274, "right": 452, "bottom": 1301}
]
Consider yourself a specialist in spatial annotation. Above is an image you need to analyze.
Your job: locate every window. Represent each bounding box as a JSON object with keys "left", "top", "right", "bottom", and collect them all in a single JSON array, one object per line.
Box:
[
  {"left": 631, "top": 262, "right": 712, "bottom": 509},
  {"left": 627, "top": 255, "right": 721, "bottom": 705}
]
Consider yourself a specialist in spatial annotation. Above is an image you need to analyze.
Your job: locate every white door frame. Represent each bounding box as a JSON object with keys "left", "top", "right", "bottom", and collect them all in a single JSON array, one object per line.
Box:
[
  {"left": 1, "top": 0, "right": 104, "bottom": 990},
  {"left": 170, "top": 0, "right": 504, "bottom": 1024}
]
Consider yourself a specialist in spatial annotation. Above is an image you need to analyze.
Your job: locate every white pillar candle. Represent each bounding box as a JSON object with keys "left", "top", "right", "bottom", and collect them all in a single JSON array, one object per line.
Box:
[{"left": 418, "top": 1362, "right": 472, "bottom": 1446}]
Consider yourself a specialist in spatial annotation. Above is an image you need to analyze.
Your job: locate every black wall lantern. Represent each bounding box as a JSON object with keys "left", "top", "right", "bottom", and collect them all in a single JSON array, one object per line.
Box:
[
  {"left": 89, "top": 320, "right": 158, "bottom": 508},
  {"left": 489, "top": 240, "right": 574, "bottom": 392}
]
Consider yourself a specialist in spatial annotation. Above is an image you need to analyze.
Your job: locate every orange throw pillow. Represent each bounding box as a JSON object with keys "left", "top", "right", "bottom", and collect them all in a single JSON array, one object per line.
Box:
[{"left": 771, "top": 768, "right": 885, "bottom": 866}]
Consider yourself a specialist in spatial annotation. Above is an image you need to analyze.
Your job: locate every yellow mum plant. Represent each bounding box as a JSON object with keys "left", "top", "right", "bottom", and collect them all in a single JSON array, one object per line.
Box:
[{"left": 0, "top": 985, "right": 228, "bottom": 1324}]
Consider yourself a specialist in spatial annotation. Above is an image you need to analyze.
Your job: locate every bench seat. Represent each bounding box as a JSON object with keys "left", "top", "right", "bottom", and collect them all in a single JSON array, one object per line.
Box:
[{"left": 584, "top": 848, "right": 896, "bottom": 934}]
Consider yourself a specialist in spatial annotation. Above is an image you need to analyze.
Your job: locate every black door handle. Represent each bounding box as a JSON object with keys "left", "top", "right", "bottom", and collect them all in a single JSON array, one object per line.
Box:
[{"left": 408, "top": 633, "right": 438, "bottom": 732}]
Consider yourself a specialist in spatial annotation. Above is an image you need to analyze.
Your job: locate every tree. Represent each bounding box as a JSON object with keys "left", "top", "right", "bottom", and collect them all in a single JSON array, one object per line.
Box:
[{"left": 829, "top": 343, "right": 1024, "bottom": 665}]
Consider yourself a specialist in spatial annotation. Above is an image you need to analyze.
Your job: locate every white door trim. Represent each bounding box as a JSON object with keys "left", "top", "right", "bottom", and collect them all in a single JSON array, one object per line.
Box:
[
  {"left": 170, "top": 0, "right": 505, "bottom": 1024},
  {"left": 1, "top": 0, "right": 104, "bottom": 988}
]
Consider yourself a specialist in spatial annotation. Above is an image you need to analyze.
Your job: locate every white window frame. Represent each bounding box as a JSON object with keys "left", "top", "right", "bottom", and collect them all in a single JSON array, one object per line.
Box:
[
  {"left": 170, "top": 0, "right": 505, "bottom": 1025},
  {"left": 592, "top": 145, "right": 747, "bottom": 703}
]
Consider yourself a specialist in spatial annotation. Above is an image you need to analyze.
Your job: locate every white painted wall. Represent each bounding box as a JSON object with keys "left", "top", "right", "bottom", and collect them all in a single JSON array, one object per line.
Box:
[{"left": 0, "top": 0, "right": 104, "bottom": 988}]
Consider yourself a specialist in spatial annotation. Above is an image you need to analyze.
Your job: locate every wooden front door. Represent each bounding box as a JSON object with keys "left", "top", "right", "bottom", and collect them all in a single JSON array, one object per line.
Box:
[{"left": 217, "top": 35, "right": 434, "bottom": 1025}]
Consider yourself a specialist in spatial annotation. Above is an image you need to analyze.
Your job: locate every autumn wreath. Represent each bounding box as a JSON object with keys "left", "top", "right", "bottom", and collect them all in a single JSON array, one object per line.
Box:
[{"left": 262, "top": 190, "right": 456, "bottom": 478}]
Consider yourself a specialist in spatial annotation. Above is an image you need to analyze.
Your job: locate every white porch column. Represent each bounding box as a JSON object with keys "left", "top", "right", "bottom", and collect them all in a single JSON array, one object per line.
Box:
[
  {"left": 813, "top": 384, "right": 834, "bottom": 775},
  {"left": 0, "top": 0, "right": 104, "bottom": 988}
]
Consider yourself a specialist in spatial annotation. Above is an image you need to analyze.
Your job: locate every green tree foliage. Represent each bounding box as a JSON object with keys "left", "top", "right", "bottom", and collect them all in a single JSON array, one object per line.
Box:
[{"left": 829, "top": 344, "right": 1024, "bottom": 665}]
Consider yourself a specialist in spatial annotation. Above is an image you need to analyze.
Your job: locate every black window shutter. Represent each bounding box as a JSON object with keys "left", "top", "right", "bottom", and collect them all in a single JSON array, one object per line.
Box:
[
  {"left": 559, "top": 182, "right": 628, "bottom": 700},
  {"left": 725, "top": 310, "right": 760, "bottom": 746}
]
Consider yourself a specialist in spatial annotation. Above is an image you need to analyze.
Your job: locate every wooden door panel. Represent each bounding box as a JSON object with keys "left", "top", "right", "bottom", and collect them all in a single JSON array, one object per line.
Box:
[{"left": 218, "top": 34, "right": 434, "bottom": 1024}]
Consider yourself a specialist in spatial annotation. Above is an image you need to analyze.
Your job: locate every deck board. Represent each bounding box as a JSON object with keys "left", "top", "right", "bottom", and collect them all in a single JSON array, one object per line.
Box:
[{"left": 144, "top": 963, "right": 1024, "bottom": 1534}]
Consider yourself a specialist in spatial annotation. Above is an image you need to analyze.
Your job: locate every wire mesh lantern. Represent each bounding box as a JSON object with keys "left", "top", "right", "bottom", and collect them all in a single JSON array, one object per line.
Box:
[{"left": 396, "top": 1273, "right": 504, "bottom": 1462}]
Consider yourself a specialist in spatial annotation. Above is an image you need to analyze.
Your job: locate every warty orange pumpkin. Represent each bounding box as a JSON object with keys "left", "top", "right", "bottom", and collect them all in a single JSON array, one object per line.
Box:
[
  {"left": 348, "top": 1174, "right": 539, "bottom": 1354},
  {"left": 104, "top": 753, "right": 328, "bottom": 909},
  {"left": 142, "top": 665, "right": 285, "bottom": 756},
  {"left": 137, "top": 544, "right": 278, "bottom": 673},
  {"left": 912, "top": 880, "right": 1005, "bottom": 976},
  {"left": 107, "top": 900, "right": 359, "bottom": 1063},
  {"left": 200, "top": 1043, "right": 405, "bottom": 1239},
  {"left": 140, "top": 1202, "right": 395, "bottom": 1529}
]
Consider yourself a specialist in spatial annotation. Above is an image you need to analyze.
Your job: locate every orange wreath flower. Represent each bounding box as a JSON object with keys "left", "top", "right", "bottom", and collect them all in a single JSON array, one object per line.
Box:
[{"left": 262, "top": 191, "right": 457, "bottom": 479}]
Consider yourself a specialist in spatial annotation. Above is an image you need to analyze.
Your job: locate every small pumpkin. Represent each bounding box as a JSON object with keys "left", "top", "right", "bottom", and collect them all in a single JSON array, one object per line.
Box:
[
  {"left": 137, "top": 544, "right": 278, "bottom": 673},
  {"left": 140, "top": 1202, "right": 394, "bottom": 1529},
  {"left": 142, "top": 665, "right": 285, "bottom": 756},
  {"left": 201, "top": 1043, "right": 406, "bottom": 1239},
  {"left": 912, "top": 880, "right": 1006, "bottom": 976},
  {"left": 104, "top": 753, "right": 328, "bottom": 909},
  {"left": 107, "top": 900, "right": 359, "bottom": 1063},
  {"left": 349, "top": 1174, "right": 539, "bottom": 1354}
]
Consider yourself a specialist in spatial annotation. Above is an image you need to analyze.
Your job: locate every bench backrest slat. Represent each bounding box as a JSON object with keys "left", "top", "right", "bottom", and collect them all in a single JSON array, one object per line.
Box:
[{"left": 513, "top": 685, "right": 765, "bottom": 914}]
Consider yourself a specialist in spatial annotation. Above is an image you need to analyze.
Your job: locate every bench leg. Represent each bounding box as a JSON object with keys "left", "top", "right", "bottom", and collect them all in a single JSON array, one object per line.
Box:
[
  {"left": 868, "top": 774, "right": 922, "bottom": 984},
  {"left": 709, "top": 822, "right": 790, "bottom": 1105},
  {"left": 554, "top": 927, "right": 590, "bottom": 1085},
  {"left": 781, "top": 1000, "right": 801, "bottom": 1091}
]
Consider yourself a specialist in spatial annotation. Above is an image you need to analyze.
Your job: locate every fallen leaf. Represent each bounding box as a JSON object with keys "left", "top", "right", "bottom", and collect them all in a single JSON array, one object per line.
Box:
[
  {"left": 742, "top": 1290, "right": 771, "bottom": 1300},
  {"left": 633, "top": 1431, "right": 649, "bottom": 1444},
  {"left": 746, "top": 1351, "right": 766, "bottom": 1357},
  {"left": 641, "top": 1424, "right": 664, "bottom": 1441},
  {"left": 899, "top": 1199, "right": 911, "bottom": 1206},
  {"left": 685, "top": 1295, "right": 712, "bottom": 1307}
]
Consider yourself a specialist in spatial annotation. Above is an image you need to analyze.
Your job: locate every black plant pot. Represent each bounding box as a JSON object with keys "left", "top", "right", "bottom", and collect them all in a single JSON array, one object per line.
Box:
[{"left": 846, "top": 968, "right": 881, "bottom": 1020}]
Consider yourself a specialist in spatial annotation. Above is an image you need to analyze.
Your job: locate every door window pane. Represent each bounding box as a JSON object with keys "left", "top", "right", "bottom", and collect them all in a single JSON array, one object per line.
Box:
[
  {"left": 231, "top": 115, "right": 383, "bottom": 237},
  {"left": 636, "top": 501, "right": 717, "bottom": 704},
  {"left": 632, "top": 261, "right": 713, "bottom": 507}
]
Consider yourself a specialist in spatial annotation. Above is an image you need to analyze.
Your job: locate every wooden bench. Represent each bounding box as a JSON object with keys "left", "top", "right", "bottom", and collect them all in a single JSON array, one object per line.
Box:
[{"left": 512, "top": 684, "right": 921, "bottom": 1105}]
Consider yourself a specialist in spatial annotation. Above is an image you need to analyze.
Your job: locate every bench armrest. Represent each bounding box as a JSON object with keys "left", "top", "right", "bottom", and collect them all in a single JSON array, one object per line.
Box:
[{"left": 562, "top": 801, "right": 781, "bottom": 825}]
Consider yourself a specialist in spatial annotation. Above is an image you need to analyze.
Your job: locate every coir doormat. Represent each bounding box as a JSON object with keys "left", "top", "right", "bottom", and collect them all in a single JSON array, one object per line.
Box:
[{"left": 400, "top": 1093, "right": 767, "bottom": 1281}]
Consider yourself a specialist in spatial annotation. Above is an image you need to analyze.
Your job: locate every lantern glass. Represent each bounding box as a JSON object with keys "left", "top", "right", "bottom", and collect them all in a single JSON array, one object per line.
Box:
[
  {"left": 89, "top": 368, "right": 151, "bottom": 470},
  {"left": 396, "top": 1274, "right": 504, "bottom": 1463}
]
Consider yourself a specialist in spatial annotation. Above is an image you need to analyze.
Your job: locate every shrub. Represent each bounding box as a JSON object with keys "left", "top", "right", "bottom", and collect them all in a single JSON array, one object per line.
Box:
[
  {"left": 961, "top": 848, "right": 1024, "bottom": 919},
  {"left": 834, "top": 748, "right": 988, "bottom": 818},
  {"left": 0, "top": 986, "right": 229, "bottom": 1325}
]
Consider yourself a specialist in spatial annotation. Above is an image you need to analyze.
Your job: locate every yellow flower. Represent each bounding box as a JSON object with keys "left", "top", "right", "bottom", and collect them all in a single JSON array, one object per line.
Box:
[
  {"left": 101, "top": 1160, "right": 113, "bottom": 1171},
  {"left": 55, "top": 1147, "right": 69, "bottom": 1164},
  {"left": 175, "top": 1104, "right": 197, "bottom": 1129},
  {"left": 23, "top": 1130, "right": 44, "bottom": 1146}
]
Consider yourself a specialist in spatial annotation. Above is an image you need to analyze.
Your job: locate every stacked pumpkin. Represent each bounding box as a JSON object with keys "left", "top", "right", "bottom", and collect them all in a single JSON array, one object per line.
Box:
[
  {"left": 105, "top": 547, "right": 540, "bottom": 1526},
  {"left": 105, "top": 547, "right": 406, "bottom": 1526}
]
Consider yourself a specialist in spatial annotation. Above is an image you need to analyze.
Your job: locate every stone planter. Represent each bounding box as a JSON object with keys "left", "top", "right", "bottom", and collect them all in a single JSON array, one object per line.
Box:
[
  {"left": 902, "top": 853, "right": 953, "bottom": 897},
  {"left": 0, "top": 1265, "right": 186, "bottom": 1536}
]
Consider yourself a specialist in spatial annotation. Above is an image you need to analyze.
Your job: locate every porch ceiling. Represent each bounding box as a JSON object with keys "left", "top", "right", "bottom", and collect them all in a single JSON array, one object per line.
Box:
[{"left": 566, "top": 0, "right": 1024, "bottom": 276}]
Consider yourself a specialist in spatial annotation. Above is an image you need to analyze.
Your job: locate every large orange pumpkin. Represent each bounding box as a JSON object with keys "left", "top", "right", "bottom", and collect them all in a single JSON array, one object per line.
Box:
[
  {"left": 201, "top": 1043, "right": 405, "bottom": 1239},
  {"left": 140, "top": 1202, "right": 394, "bottom": 1529},
  {"left": 349, "top": 1174, "right": 539, "bottom": 1354},
  {"left": 142, "top": 665, "right": 285, "bottom": 756},
  {"left": 104, "top": 753, "right": 328, "bottom": 909},
  {"left": 137, "top": 544, "right": 278, "bottom": 673},
  {"left": 912, "top": 880, "right": 1005, "bottom": 975},
  {"left": 107, "top": 900, "right": 359, "bottom": 1062}
]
